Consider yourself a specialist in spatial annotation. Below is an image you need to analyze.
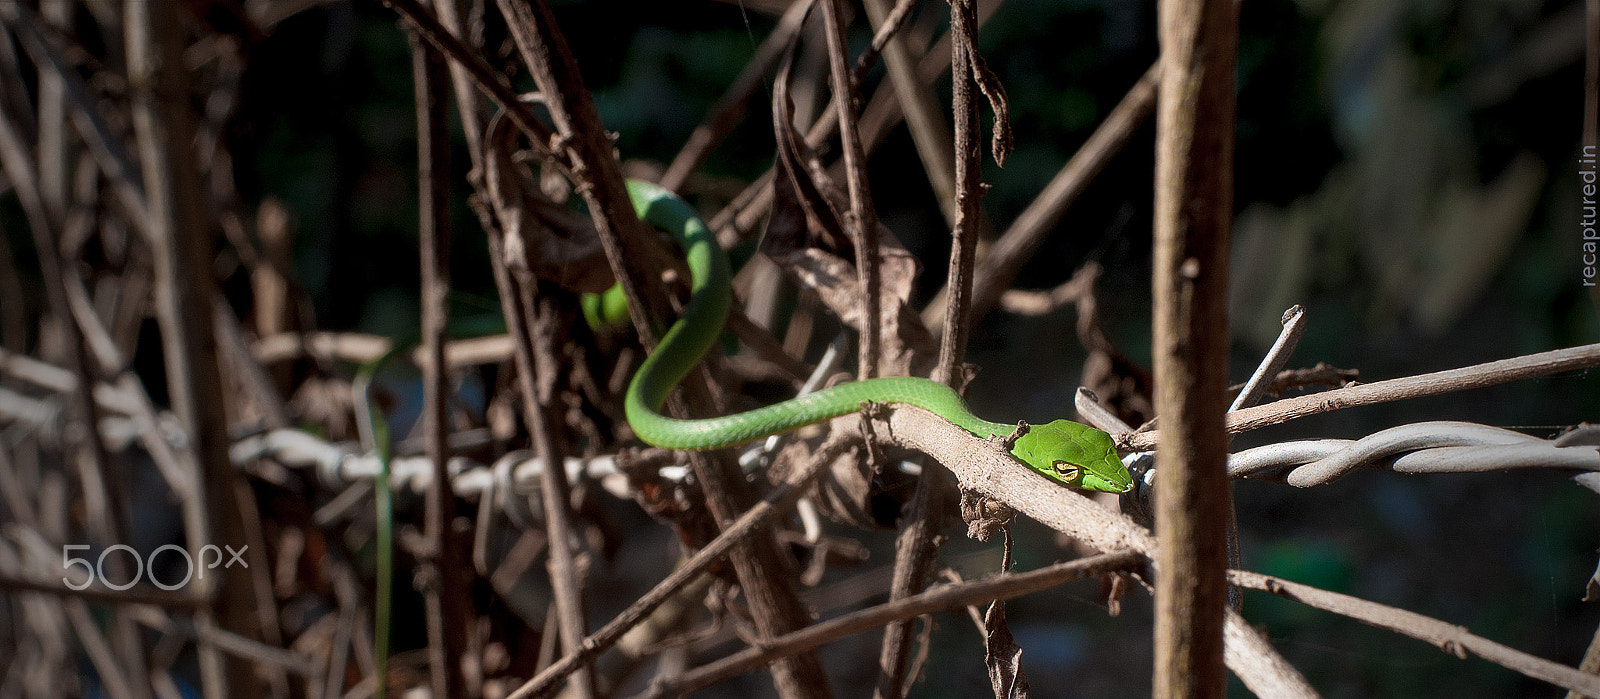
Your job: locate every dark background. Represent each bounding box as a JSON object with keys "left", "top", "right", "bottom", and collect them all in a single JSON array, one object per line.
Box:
[{"left": 186, "top": 0, "right": 1600, "bottom": 695}]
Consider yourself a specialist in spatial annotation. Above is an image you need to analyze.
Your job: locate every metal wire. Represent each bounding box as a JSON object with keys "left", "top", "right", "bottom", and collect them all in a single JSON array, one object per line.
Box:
[{"left": 1229, "top": 421, "right": 1598, "bottom": 488}]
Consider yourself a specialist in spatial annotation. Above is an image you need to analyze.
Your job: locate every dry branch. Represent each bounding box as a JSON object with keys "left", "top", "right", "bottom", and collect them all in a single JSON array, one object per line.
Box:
[
  {"left": 874, "top": 1, "right": 993, "bottom": 694},
  {"left": 638, "top": 551, "right": 1146, "bottom": 698},
  {"left": 880, "top": 407, "right": 1315, "bottom": 693},
  {"left": 1124, "top": 342, "right": 1600, "bottom": 451},
  {"left": 411, "top": 29, "right": 468, "bottom": 698},
  {"left": 1151, "top": 0, "right": 1238, "bottom": 690},
  {"left": 1232, "top": 571, "right": 1600, "bottom": 697},
  {"left": 507, "top": 437, "right": 842, "bottom": 699},
  {"left": 127, "top": 2, "right": 260, "bottom": 695},
  {"left": 820, "top": 0, "right": 881, "bottom": 382}
]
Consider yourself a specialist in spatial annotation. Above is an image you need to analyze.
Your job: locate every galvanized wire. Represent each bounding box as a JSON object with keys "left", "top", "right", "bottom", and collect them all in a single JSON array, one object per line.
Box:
[{"left": 1228, "top": 421, "right": 1599, "bottom": 489}]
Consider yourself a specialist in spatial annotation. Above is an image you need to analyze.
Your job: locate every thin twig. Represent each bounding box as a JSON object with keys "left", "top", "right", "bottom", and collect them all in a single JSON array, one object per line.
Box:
[
  {"left": 820, "top": 0, "right": 881, "bottom": 380},
  {"left": 127, "top": 1, "right": 263, "bottom": 695},
  {"left": 428, "top": 0, "right": 486, "bottom": 166},
  {"left": 872, "top": 0, "right": 986, "bottom": 693},
  {"left": 922, "top": 63, "right": 1159, "bottom": 335},
  {"left": 484, "top": 202, "right": 596, "bottom": 698},
  {"left": 660, "top": 0, "right": 813, "bottom": 192},
  {"left": 1218, "top": 306, "right": 1304, "bottom": 611},
  {"left": 378, "top": 0, "right": 565, "bottom": 175},
  {"left": 937, "top": 0, "right": 985, "bottom": 383},
  {"left": 36, "top": 0, "right": 67, "bottom": 231},
  {"left": 637, "top": 551, "right": 1146, "bottom": 699},
  {"left": 411, "top": 29, "right": 468, "bottom": 699},
  {"left": 861, "top": 0, "right": 959, "bottom": 229},
  {"left": 1124, "top": 342, "right": 1600, "bottom": 451},
  {"left": 1232, "top": 570, "right": 1600, "bottom": 697},
  {"left": 507, "top": 437, "right": 841, "bottom": 699},
  {"left": 1075, "top": 387, "right": 1134, "bottom": 433},
  {"left": 1229, "top": 306, "right": 1306, "bottom": 412}
]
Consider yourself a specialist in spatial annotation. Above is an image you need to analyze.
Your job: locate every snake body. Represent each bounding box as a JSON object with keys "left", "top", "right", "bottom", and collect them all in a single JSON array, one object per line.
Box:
[{"left": 617, "top": 180, "right": 1131, "bottom": 493}]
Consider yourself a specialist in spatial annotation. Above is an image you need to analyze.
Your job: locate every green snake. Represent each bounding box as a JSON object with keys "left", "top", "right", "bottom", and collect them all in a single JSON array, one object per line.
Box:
[{"left": 612, "top": 179, "right": 1131, "bottom": 494}]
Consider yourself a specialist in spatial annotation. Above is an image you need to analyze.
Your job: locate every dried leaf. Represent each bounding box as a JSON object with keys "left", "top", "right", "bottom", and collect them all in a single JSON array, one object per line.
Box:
[
  {"left": 772, "top": 247, "right": 935, "bottom": 376},
  {"left": 950, "top": 0, "right": 1013, "bottom": 165},
  {"left": 768, "top": 40, "right": 936, "bottom": 377},
  {"left": 961, "top": 489, "right": 1012, "bottom": 542},
  {"left": 771, "top": 45, "right": 852, "bottom": 256},
  {"left": 770, "top": 425, "right": 880, "bottom": 529},
  {"left": 984, "top": 531, "right": 1030, "bottom": 699},
  {"left": 483, "top": 112, "right": 613, "bottom": 294}
]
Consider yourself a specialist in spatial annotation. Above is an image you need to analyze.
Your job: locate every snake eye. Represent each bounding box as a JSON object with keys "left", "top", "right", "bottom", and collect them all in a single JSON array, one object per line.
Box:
[{"left": 1051, "top": 460, "right": 1082, "bottom": 484}]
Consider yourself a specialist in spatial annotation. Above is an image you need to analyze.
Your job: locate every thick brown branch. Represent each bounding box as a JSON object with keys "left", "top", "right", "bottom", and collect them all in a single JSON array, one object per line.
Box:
[{"left": 1151, "top": 0, "right": 1238, "bottom": 690}]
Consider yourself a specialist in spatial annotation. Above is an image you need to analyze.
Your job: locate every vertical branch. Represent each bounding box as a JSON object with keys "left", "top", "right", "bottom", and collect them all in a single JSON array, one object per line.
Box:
[
  {"left": 493, "top": 0, "right": 673, "bottom": 345},
  {"left": 483, "top": 225, "right": 597, "bottom": 699},
  {"left": 938, "top": 0, "right": 984, "bottom": 381},
  {"left": 430, "top": 0, "right": 485, "bottom": 166},
  {"left": 872, "top": 1, "right": 990, "bottom": 694},
  {"left": 820, "top": 0, "right": 881, "bottom": 379},
  {"left": 124, "top": 4, "right": 261, "bottom": 699},
  {"left": 921, "top": 64, "right": 1159, "bottom": 336},
  {"left": 1151, "top": 0, "right": 1237, "bottom": 693},
  {"left": 2, "top": 8, "right": 144, "bottom": 690},
  {"left": 483, "top": 4, "right": 639, "bottom": 696},
  {"left": 36, "top": 0, "right": 66, "bottom": 222},
  {"left": 410, "top": 30, "right": 469, "bottom": 699}
]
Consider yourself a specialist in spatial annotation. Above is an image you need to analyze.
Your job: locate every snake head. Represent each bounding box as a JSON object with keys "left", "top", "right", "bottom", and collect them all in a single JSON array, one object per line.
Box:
[{"left": 1009, "top": 419, "right": 1132, "bottom": 493}]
